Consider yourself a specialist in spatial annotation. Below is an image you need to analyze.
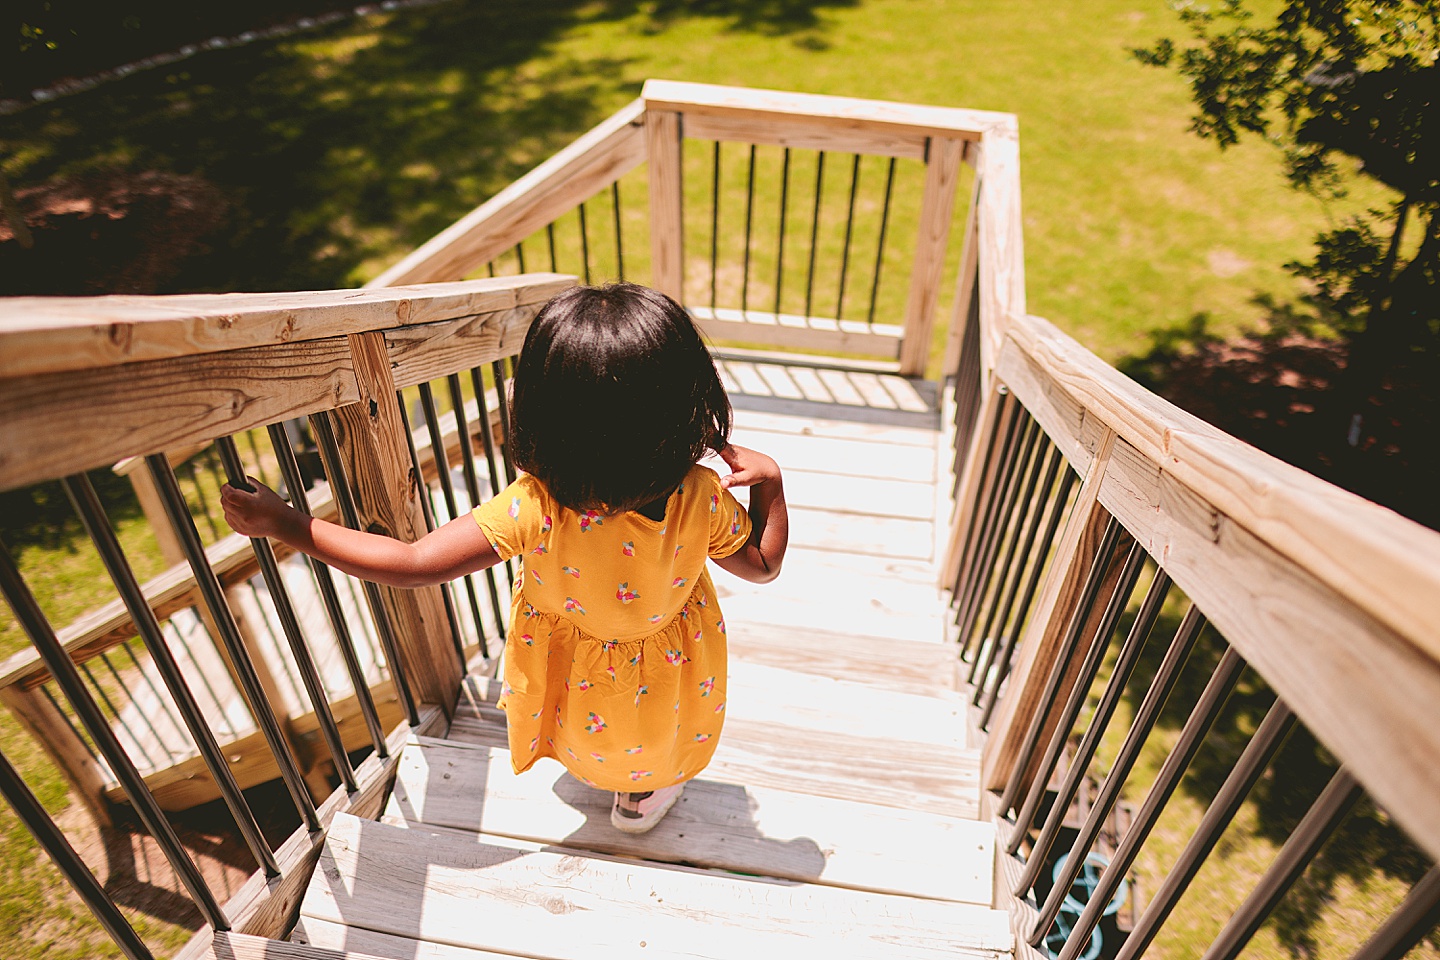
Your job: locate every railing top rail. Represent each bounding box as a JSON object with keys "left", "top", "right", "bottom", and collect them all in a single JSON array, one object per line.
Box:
[
  {"left": 0, "top": 274, "right": 570, "bottom": 379},
  {"left": 1001, "top": 310, "right": 1440, "bottom": 664},
  {"left": 641, "top": 80, "right": 1017, "bottom": 142}
]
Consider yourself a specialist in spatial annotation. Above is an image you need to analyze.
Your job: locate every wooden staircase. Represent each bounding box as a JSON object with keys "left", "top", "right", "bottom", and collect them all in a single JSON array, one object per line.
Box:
[{"left": 227, "top": 359, "right": 1014, "bottom": 959}]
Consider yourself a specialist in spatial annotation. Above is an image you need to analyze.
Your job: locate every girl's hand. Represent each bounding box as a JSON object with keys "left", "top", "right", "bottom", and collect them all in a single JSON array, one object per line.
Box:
[
  {"left": 221, "top": 478, "right": 301, "bottom": 541},
  {"left": 717, "top": 443, "right": 780, "bottom": 489}
]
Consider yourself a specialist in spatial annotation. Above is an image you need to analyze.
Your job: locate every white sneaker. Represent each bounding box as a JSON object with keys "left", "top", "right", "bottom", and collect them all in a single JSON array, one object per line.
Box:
[{"left": 611, "top": 783, "right": 685, "bottom": 834}]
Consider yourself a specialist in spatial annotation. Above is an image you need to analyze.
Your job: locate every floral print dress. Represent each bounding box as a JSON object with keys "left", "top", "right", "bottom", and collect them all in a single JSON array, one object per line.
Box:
[{"left": 471, "top": 463, "right": 751, "bottom": 792}]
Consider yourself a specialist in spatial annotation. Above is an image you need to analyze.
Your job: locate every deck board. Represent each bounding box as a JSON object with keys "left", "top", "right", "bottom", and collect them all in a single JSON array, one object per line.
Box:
[
  {"left": 385, "top": 735, "right": 992, "bottom": 903},
  {"left": 300, "top": 814, "right": 1010, "bottom": 960}
]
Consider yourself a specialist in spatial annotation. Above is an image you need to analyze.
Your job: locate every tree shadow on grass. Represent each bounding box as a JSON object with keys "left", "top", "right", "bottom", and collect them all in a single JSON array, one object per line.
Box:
[
  {"left": 1117, "top": 301, "right": 1440, "bottom": 532},
  {"left": 1, "top": 0, "right": 855, "bottom": 296}
]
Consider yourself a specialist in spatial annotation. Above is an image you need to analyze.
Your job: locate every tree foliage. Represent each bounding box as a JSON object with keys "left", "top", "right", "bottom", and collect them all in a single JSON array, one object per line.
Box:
[{"left": 1137, "top": 0, "right": 1437, "bottom": 457}]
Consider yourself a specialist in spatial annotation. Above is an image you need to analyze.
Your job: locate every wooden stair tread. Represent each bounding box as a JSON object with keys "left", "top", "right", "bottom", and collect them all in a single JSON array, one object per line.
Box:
[
  {"left": 212, "top": 929, "right": 514, "bottom": 960},
  {"left": 300, "top": 813, "right": 1011, "bottom": 960},
  {"left": 724, "top": 621, "right": 957, "bottom": 696},
  {"left": 386, "top": 734, "right": 993, "bottom": 904}
]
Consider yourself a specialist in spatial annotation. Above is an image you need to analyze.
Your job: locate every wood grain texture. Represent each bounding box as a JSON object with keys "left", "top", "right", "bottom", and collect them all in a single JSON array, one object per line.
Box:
[
  {"left": 680, "top": 110, "right": 928, "bottom": 160},
  {"left": 294, "top": 921, "right": 522, "bottom": 960},
  {"left": 368, "top": 100, "right": 646, "bottom": 287},
  {"left": 173, "top": 707, "right": 447, "bottom": 960},
  {"left": 384, "top": 296, "right": 560, "bottom": 389},
  {"left": 899, "top": 137, "right": 966, "bottom": 377},
  {"left": 387, "top": 734, "right": 993, "bottom": 904},
  {"left": 1099, "top": 437, "right": 1440, "bottom": 860},
  {"left": 718, "top": 621, "right": 956, "bottom": 697},
  {"left": 646, "top": 108, "right": 685, "bottom": 302},
  {"left": 980, "top": 449, "right": 1113, "bottom": 793},
  {"left": 1003, "top": 310, "right": 1440, "bottom": 667},
  {"left": 0, "top": 338, "right": 358, "bottom": 493},
  {"left": 995, "top": 341, "right": 1105, "bottom": 478},
  {"left": 973, "top": 128, "right": 1025, "bottom": 373},
  {"left": 690, "top": 306, "right": 905, "bottom": 360},
  {"left": 643, "top": 80, "right": 1013, "bottom": 145},
  {"left": 207, "top": 930, "right": 512, "bottom": 960},
  {"left": 301, "top": 813, "right": 1012, "bottom": 959},
  {"left": 0, "top": 276, "right": 565, "bottom": 378},
  {"left": 331, "top": 333, "right": 460, "bottom": 713}
]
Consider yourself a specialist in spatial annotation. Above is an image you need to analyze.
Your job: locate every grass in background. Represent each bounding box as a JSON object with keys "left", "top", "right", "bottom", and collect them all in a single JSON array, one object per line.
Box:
[{"left": 0, "top": 0, "right": 1413, "bottom": 956}]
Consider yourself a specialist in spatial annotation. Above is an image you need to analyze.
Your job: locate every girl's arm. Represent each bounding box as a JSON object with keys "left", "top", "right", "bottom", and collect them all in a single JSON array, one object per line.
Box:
[
  {"left": 220, "top": 479, "right": 500, "bottom": 589},
  {"left": 712, "top": 443, "right": 788, "bottom": 584}
]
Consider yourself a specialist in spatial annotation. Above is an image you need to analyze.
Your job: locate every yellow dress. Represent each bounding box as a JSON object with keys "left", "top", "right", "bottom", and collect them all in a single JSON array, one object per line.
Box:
[{"left": 471, "top": 463, "right": 751, "bottom": 792}]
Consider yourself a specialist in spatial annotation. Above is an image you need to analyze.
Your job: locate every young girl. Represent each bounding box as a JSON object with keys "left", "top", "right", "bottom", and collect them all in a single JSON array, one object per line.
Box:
[{"left": 221, "top": 282, "right": 788, "bottom": 834}]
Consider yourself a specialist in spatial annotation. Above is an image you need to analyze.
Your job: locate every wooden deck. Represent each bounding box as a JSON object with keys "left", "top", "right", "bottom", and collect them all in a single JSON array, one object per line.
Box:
[{"left": 260, "top": 357, "right": 1013, "bottom": 960}]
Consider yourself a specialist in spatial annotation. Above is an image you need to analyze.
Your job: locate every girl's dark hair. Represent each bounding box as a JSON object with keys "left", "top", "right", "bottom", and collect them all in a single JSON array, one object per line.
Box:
[{"left": 508, "top": 282, "right": 732, "bottom": 513}]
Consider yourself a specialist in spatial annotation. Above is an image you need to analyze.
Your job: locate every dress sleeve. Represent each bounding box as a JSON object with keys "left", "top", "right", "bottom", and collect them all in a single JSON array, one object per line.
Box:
[
  {"left": 472, "top": 474, "right": 550, "bottom": 562},
  {"left": 705, "top": 468, "right": 753, "bottom": 559}
]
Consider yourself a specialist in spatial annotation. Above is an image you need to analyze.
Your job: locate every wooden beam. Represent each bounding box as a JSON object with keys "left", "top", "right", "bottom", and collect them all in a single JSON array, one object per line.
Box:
[
  {"left": 646, "top": 108, "right": 685, "bottom": 302},
  {"left": 973, "top": 127, "right": 1025, "bottom": 374},
  {"left": 1002, "top": 311, "right": 1440, "bottom": 669},
  {"left": 899, "top": 137, "right": 965, "bottom": 377},
  {"left": 0, "top": 338, "right": 359, "bottom": 494},
  {"left": 0, "top": 276, "right": 564, "bottom": 379},
  {"left": 690, "top": 306, "right": 904, "bottom": 360},
  {"left": 680, "top": 110, "right": 928, "bottom": 160},
  {"left": 941, "top": 169, "right": 983, "bottom": 380},
  {"left": 643, "top": 80, "right": 1014, "bottom": 148},
  {"left": 368, "top": 100, "right": 647, "bottom": 287},
  {"left": 330, "top": 332, "right": 460, "bottom": 715}
]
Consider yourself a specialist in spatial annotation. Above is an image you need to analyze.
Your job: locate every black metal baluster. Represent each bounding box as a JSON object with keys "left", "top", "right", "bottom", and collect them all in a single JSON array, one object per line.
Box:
[
  {"left": 79, "top": 659, "right": 156, "bottom": 768},
  {"left": 470, "top": 367, "right": 515, "bottom": 586},
  {"left": 836, "top": 154, "right": 861, "bottom": 320},
  {"left": 546, "top": 223, "right": 559, "bottom": 272},
  {"left": 1014, "top": 569, "right": 1172, "bottom": 893},
  {"left": 611, "top": 181, "right": 625, "bottom": 281},
  {"left": 267, "top": 423, "right": 387, "bottom": 756},
  {"left": 948, "top": 389, "right": 1011, "bottom": 612},
  {"left": 1201, "top": 767, "right": 1363, "bottom": 960},
  {"left": 952, "top": 394, "right": 1022, "bottom": 614},
  {"left": 956, "top": 410, "right": 1034, "bottom": 654},
  {"left": 416, "top": 383, "right": 484, "bottom": 667},
  {"left": 980, "top": 466, "right": 1078, "bottom": 727},
  {"left": 216, "top": 437, "right": 357, "bottom": 792},
  {"left": 866, "top": 157, "right": 897, "bottom": 325},
  {"left": 774, "top": 147, "right": 791, "bottom": 316},
  {"left": 0, "top": 746, "right": 155, "bottom": 960},
  {"left": 1033, "top": 605, "right": 1209, "bottom": 943},
  {"left": 183, "top": 459, "right": 221, "bottom": 541},
  {"left": 967, "top": 429, "right": 1053, "bottom": 684},
  {"left": 1349, "top": 864, "right": 1440, "bottom": 960},
  {"left": 710, "top": 140, "right": 721, "bottom": 311},
  {"left": 164, "top": 619, "right": 241, "bottom": 740},
  {"left": 97, "top": 651, "right": 177, "bottom": 763},
  {"left": 145, "top": 454, "right": 320, "bottom": 830},
  {"left": 398, "top": 393, "right": 469, "bottom": 675},
  {"left": 804, "top": 151, "right": 825, "bottom": 319},
  {"left": 309, "top": 412, "right": 420, "bottom": 727},
  {"left": 448, "top": 373, "right": 501, "bottom": 653},
  {"left": 1112, "top": 699, "right": 1298, "bottom": 960},
  {"left": 62, "top": 472, "right": 281, "bottom": 875},
  {"left": 243, "top": 430, "right": 271, "bottom": 488},
  {"left": 741, "top": 144, "right": 757, "bottom": 316},
  {"left": 0, "top": 540, "right": 230, "bottom": 930},
  {"left": 972, "top": 444, "right": 1063, "bottom": 700},
  {"left": 120, "top": 644, "right": 190, "bottom": 753},
  {"left": 1006, "top": 542, "right": 1147, "bottom": 856},
  {"left": 42, "top": 684, "right": 100, "bottom": 763},
  {"left": 578, "top": 203, "right": 592, "bottom": 284},
  {"left": 1054, "top": 646, "right": 1248, "bottom": 960},
  {"left": 998, "top": 516, "right": 1126, "bottom": 816},
  {"left": 491, "top": 359, "right": 518, "bottom": 486},
  {"left": 513, "top": 241, "right": 526, "bottom": 274}
]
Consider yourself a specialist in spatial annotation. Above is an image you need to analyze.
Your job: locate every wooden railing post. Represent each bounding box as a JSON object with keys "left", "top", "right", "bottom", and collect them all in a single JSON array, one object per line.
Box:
[
  {"left": 980, "top": 429, "right": 1116, "bottom": 792},
  {"left": 647, "top": 108, "right": 685, "bottom": 303},
  {"left": 331, "top": 332, "right": 462, "bottom": 716},
  {"left": 0, "top": 685, "right": 112, "bottom": 825},
  {"left": 899, "top": 136, "right": 965, "bottom": 377}
]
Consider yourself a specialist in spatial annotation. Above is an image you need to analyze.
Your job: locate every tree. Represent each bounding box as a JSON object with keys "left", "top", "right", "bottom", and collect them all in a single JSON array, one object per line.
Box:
[{"left": 1135, "top": 1, "right": 1437, "bottom": 458}]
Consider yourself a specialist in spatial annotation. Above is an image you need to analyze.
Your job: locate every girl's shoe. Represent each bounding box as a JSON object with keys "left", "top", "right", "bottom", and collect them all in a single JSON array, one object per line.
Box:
[{"left": 611, "top": 783, "right": 685, "bottom": 833}]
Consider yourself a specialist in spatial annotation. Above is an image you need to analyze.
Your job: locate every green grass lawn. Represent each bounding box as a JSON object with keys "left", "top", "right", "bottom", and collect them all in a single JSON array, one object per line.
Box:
[{"left": 0, "top": 0, "right": 1415, "bottom": 957}]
